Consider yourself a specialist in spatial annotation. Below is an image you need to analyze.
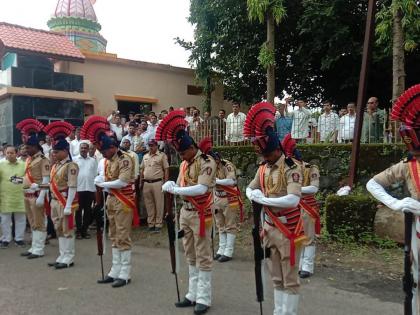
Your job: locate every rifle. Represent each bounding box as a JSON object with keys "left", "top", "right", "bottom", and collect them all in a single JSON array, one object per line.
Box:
[
  {"left": 165, "top": 192, "right": 180, "bottom": 302},
  {"left": 252, "top": 201, "right": 264, "bottom": 315},
  {"left": 93, "top": 187, "right": 105, "bottom": 281},
  {"left": 403, "top": 211, "right": 414, "bottom": 315}
]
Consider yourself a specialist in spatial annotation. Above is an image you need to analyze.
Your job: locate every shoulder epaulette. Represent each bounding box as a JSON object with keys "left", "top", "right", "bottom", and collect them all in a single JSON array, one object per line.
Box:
[
  {"left": 221, "top": 160, "right": 227, "bottom": 166},
  {"left": 201, "top": 153, "right": 210, "bottom": 162},
  {"left": 117, "top": 150, "right": 124, "bottom": 158},
  {"left": 403, "top": 157, "right": 412, "bottom": 163},
  {"left": 285, "top": 157, "right": 296, "bottom": 168},
  {"left": 305, "top": 164, "right": 311, "bottom": 168},
  {"left": 259, "top": 161, "right": 267, "bottom": 166}
]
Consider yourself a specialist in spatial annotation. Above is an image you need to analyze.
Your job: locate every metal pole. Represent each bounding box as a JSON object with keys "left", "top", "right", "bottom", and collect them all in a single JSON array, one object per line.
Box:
[{"left": 348, "top": 0, "right": 377, "bottom": 187}]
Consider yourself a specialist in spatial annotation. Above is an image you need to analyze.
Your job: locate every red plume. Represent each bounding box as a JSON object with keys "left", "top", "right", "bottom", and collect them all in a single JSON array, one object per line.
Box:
[
  {"left": 80, "top": 116, "right": 110, "bottom": 144},
  {"left": 198, "top": 137, "right": 213, "bottom": 155},
  {"left": 155, "top": 110, "right": 188, "bottom": 142},
  {"left": 16, "top": 119, "right": 45, "bottom": 136},
  {"left": 391, "top": 84, "right": 420, "bottom": 127},
  {"left": 43, "top": 121, "right": 74, "bottom": 140},
  {"left": 243, "top": 102, "right": 276, "bottom": 138},
  {"left": 281, "top": 134, "right": 297, "bottom": 158}
]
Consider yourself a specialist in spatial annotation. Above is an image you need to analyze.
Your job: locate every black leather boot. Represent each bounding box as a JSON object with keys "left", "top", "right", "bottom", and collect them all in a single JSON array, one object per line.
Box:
[
  {"left": 97, "top": 276, "right": 114, "bottom": 284},
  {"left": 194, "top": 303, "right": 210, "bottom": 314},
  {"left": 175, "top": 297, "right": 195, "bottom": 308}
]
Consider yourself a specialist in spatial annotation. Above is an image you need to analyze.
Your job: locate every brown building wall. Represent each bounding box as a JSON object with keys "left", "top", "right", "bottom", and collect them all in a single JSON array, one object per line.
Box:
[{"left": 64, "top": 55, "right": 228, "bottom": 117}]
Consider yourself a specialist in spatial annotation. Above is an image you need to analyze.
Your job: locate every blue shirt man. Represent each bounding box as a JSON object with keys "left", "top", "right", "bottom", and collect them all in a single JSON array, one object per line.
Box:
[{"left": 275, "top": 104, "right": 293, "bottom": 141}]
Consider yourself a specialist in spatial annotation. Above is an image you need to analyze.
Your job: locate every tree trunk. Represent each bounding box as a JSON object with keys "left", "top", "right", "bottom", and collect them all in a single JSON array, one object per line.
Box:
[
  {"left": 204, "top": 76, "right": 212, "bottom": 114},
  {"left": 267, "top": 12, "right": 275, "bottom": 104},
  {"left": 392, "top": 1, "right": 405, "bottom": 101}
]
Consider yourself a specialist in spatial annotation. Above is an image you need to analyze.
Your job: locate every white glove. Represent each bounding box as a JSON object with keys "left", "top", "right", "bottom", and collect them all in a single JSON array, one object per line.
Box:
[
  {"left": 30, "top": 183, "right": 40, "bottom": 191},
  {"left": 254, "top": 194, "right": 300, "bottom": 208},
  {"left": 393, "top": 198, "right": 420, "bottom": 215},
  {"left": 94, "top": 175, "right": 104, "bottom": 186},
  {"left": 337, "top": 186, "right": 351, "bottom": 196},
  {"left": 162, "top": 181, "right": 176, "bottom": 193},
  {"left": 250, "top": 189, "right": 265, "bottom": 200},
  {"left": 216, "top": 178, "right": 236, "bottom": 186},
  {"left": 173, "top": 184, "right": 207, "bottom": 197},
  {"left": 64, "top": 206, "right": 72, "bottom": 216},
  {"left": 246, "top": 187, "right": 253, "bottom": 201},
  {"left": 302, "top": 185, "right": 318, "bottom": 195}
]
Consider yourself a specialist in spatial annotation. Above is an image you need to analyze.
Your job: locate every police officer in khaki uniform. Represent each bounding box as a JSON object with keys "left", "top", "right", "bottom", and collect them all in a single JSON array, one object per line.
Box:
[
  {"left": 140, "top": 139, "right": 169, "bottom": 232},
  {"left": 94, "top": 129, "right": 136, "bottom": 288},
  {"left": 47, "top": 128, "right": 79, "bottom": 269},
  {"left": 210, "top": 151, "right": 241, "bottom": 263},
  {"left": 367, "top": 84, "right": 420, "bottom": 314},
  {"left": 244, "top": 102, "right": 304, "bottom": 315},
  {"left": 158, "top": 110, "right": 216, "bottom": 315},
  {"left": 16, "top": 119, "right": 50, "bottom": 259}
]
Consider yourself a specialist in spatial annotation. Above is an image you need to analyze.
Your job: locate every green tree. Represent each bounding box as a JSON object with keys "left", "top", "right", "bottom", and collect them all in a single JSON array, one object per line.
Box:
[
  {"left": 247, "top": 0, "right": 286, "bottom": 104},
  {"left": 376, "top": 0, "right": 420, "bottom": 100}
]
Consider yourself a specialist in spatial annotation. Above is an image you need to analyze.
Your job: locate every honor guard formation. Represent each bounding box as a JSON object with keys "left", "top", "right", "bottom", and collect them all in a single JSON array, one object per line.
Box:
[{"left": 3, "top": 84, "right": 420, "bottom": 315}]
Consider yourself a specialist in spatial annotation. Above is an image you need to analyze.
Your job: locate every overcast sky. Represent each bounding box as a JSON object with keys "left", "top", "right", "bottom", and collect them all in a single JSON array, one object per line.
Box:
[{"left": 0, "top": 0, "right": 194, "bottom": 68}]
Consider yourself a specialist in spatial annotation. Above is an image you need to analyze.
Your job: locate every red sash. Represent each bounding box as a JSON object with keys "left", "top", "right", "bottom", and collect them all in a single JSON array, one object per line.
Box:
[
  {"left": 408, "top": 160, "right": 420, "bottom": 238},
  {"left": 50, "top": 164, "right": 76, "bottom": 229},
  {"left": 300, "top": 195, "right": 321, "bottom": 235},
  {"left": 216, "top": 184, "right": 244, "bottom": 222},
  {"left": 104, "top": 159, "right": 140, "bottom": 227},
  {"left": 25, "top": 157, "right": 51, "bottom": 215},
  {"left": 180, "top": 161, "right": 213, "bottom": 237},
  {"left": 259, "top": 165, "right": 306, "bottom": 266}
]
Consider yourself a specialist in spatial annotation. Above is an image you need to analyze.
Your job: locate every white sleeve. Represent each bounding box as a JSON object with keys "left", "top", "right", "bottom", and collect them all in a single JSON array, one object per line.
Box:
[
  {"left": 216, "top": 178, "right": 236, "bottom": 186},
  {"left": 173, "top": 184, "right": 208, "bottom": 197},
  {"left": 65, "top": 187, "right": 77, "bottom": 209},
  {"left": 366, "top": 179, "right": 398, "bottom": 210},
  {"left": 101, "top": 179, "right": 128, "bottom": 189},
  {"left": 302, "top": 185, "right": 318, "bottom": 195},
  {"left": 256, "top": 194, "right": 300, "bottom": 208}
]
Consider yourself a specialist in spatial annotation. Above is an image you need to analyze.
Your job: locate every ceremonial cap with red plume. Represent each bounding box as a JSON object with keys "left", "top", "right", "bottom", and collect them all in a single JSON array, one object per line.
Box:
[
  {"left": 390, "top": 84, "right": 420, "bottom": 151},
  {"left": 80, "top": 116, "right": 115, "bottom": 150},
  {"left": 198, "top": 137, "right": 221, "bottom": 159},
  {"left": 43, "top": 121, "right": 74, "bottom": 151},
  {"left": 243, "top": 102, "right": 281, "bottom": 154},
  {"left": 155, "top": 110, "right": 193, "bottom": 151},
  {"left": 16, "top": 119, "right": 45, "bottom": 146}
]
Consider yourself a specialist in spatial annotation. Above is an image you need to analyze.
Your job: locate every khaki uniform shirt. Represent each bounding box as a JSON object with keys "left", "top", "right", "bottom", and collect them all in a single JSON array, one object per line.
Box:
[
  {"left": 105, "top": 151, "right": 135, "bottom": 183},
  {"left": 374, "top": 160, "right": 420, "bottom": 200},
  {"left": 248, "top": 155, "right": 302, "bottom": 212},
  {"left": 52, "top": 158, "right": 79, "bottom": 191},
  {"left": 140, "top": 151, "right": 169, "bottom": 180},
  {"left": 302, "top": 161, "right": 320, "bottom": 189},
  {"left": 176, "top": 150, "right": 216, "bottom": 192},
  {"left": 23, "top": 151, "right": 50, "bottom": 188},
  {"left": 215, "top": 159, "right": 236, "bottom": 191}
]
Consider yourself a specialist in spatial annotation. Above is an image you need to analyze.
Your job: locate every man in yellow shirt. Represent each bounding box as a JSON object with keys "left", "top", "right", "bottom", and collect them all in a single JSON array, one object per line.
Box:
[{"left": 0, "top": 146, "right": 26, "bottom": 248}]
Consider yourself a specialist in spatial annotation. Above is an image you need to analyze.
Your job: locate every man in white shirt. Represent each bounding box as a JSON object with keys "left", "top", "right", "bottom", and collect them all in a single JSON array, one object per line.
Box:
[
  {"left": 290, "top": 97, "right": 312, "bottom": 142},
  {"left": 107, "top": 111, "right": 125, "bottom": 141},
  {"left": 74, "top": 141, "right": 98, "bottom": 239},
  {"left": 226, "top": 103, "right": 247, "bottom": 143},
  {"left": 339, "top": 102, "right": 357, "bottom": 143},
  {"left": 121, "top": 121, "right": 141, "bottom": 151},
  {"left": 70, "top": 128, "right": 81, "bottom": 158},
  {"left": 317, "top": 100, "right": 340, "bottom": 143},
  {"left": 147, "top": 114, "right": 159, "bottom": 139},
  {"left": 41, "top": 136, "right": 52, "bottom": 159}
]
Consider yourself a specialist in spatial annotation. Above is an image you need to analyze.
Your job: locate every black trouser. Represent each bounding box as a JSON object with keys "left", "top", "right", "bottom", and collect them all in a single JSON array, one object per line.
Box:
[{"left": 76, "top": 191, "right": 94, "bottom": 235}]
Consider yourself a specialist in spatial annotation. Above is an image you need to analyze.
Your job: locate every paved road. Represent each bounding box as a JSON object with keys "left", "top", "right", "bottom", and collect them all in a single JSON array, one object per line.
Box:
[{"left": 0, "top": 237, "right": 402, "bottom": 315}]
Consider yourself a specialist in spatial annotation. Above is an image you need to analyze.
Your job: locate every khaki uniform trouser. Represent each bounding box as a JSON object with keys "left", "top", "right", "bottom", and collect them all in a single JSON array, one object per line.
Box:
[
  {"left": 302, "top": 211, "right": 316, "bottom": 246},
  {"left": 24, "top": 195, "right": 46, "bottom": 232},
  {"left": 180, "top": 207, "right": 213, "bottom": 271},
  {"left": 264, "top": 222, "right": 302, "bottom": 294},
  {"left": 143, "top": 181, "right": 164, "bottom": 228},
  {"left": 107, "top": 195, "right": 133, "bottom": 251},
  {"left": 213, "top": 196, "right": 239, "bottom": 235},
  {"left": 51, "top": 199, "right": 75, "bottom": 238}
]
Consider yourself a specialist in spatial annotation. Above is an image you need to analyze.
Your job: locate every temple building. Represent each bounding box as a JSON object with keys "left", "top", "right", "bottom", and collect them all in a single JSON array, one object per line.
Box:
[{"left": 0, "top": 0, "right": 227, "bottom": 145}]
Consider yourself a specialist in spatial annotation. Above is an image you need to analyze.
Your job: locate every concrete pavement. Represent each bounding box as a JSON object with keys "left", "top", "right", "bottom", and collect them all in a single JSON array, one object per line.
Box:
[{"left": 0, "top": 237, "right": 402, "bottom": 315}]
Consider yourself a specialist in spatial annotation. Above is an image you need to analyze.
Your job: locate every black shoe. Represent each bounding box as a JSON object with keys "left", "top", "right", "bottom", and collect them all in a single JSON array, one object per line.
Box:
[
  {"left": 55, "top": 262, "right": 74, "bottom": 269},
  {"left": 21, "top": 251, "right": 32, "bottom": 257},
  {"left": 299, "top": 271, "right": 312, "bottom": 279},
  {"left": 76, "top": 233, "right": 83, "bottom": 240},
  {"left": 214, "top": 254, "right": 221, "bottom": 260},
  {"left": 152, "top": 227, "right": 161, "bottom": 234},
  {"left": 194, "top": 303, "right": 210, "bottom": 314},
  {"left": 97, "top": 276, "right": 115, "bottom": 284},
  {"left": 112, "top": 278, "right": 130, "bottom": 288},
  {"left": 48, "top": 262, "right": 58, "bottom": 267},
  {"left": 0, "top": 241, "right": 9, "bottom": 249},
  {"left": 148, "top": 227, "right": 155, "bottom": 232},
  {"left": 83, "top": 233, "right": 91, "bottom": 239},
  {"left": 27, "top": 253, "right": 43, "bottom": 259},
  {"left": 218, "top": 255, "right": 232, "bottom": 263},
  {"left": 15, "top": 240, "right": 25, "bottom": 247},
  {"left": 175, "top": 298, "right": 195, "bottom": 308}
]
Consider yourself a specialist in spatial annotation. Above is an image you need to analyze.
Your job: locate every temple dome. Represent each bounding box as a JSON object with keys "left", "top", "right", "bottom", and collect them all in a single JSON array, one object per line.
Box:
[
  {"left": 53, "top": 0, "right": 97, "bottom": 22},
  {"left": 48, "top": 0, "right": 107, "bottom": 53}
]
